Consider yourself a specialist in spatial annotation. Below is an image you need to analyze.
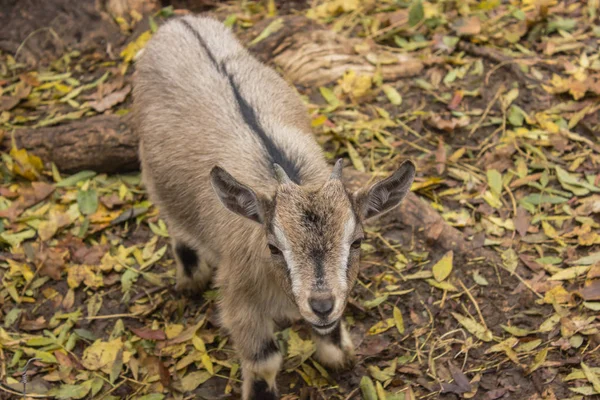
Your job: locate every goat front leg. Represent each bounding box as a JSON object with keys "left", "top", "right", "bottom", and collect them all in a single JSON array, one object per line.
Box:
[
  {"left": 312, "top": 321, "right": 355, "bottom": 370},
  {"left": 221, "top": 293, "right": 281, "bottom": 400}
]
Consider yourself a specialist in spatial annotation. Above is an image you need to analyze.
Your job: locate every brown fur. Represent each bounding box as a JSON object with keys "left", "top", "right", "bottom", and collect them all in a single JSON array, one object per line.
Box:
[{"left": 134, "top": 15, "right": 415, "bottom": 399}]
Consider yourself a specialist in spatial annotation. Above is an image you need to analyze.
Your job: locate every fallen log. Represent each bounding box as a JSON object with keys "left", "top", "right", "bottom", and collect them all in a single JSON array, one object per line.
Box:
[
  {"left": 243, "top": 16, "right": 424, "bottom": 87},
  {"left": 2, "top": 114, "right": 139, "bottom": 174}
]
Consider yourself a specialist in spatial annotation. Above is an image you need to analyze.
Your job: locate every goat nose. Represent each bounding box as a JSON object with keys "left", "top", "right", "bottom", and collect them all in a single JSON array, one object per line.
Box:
[{"left": 309, "top": 296, "right": 334, "bottom": 317}]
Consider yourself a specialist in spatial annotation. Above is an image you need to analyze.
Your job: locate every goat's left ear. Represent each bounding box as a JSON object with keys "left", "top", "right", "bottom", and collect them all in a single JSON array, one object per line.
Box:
[{"left": 353, "top": 160, "right": 416, "bottom": 221}]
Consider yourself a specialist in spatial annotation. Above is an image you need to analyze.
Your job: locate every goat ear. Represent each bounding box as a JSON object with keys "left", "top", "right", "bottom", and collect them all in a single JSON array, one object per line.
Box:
[
  {"left": 353, "top": 160, "right": 416, "bottom": 221},
  {"left": 210, "top": 166, "right": 265, "bottom": 223}
]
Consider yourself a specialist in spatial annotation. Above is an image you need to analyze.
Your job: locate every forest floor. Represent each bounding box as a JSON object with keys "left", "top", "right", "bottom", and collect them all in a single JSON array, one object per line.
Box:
[{"left": 0, "top": 0, "right": 599, "bottom": 399}]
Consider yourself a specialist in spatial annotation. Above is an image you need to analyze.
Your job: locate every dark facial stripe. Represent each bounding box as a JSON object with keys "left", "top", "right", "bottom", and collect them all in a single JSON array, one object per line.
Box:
[
  {"left": 221, "top": 63, "right": 302, "bottom": 185},
  {"left": 175, "top": 242, "right": 198, "bottom": 277},
  {"left": 178, "top": 19, "right": 220, "bottom": 71},
  {"left": 252, "top": 339, "right": 279, "bottom": 363},
  {"left": 251, "top": 379, "right": 277, "bottom": 400},
  {"left": 311, "top": 247, "right": 325, "bottom": 286}
]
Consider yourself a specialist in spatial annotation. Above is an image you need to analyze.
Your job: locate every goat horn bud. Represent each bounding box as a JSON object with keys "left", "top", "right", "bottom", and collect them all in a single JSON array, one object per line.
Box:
[
  {"left": 273, "top": 164, "right": 292, "bottom": 185},
  {"left": 329, "top": 158, "right": 344, "bottom": 180}
]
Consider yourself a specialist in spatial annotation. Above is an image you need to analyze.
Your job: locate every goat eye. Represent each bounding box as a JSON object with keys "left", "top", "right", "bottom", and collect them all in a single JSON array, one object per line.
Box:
[
  {"left": 268, "top": 244, "right": 282, "bottom": 255},
  {"left": 351, "top": 239, "right": 362, "bottom": 249}
]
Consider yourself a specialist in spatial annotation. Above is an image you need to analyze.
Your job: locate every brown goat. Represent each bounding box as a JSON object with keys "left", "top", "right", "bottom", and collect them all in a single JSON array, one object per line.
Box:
[{"left": 133, "top": 15, "right": 415, "bottom": 399}]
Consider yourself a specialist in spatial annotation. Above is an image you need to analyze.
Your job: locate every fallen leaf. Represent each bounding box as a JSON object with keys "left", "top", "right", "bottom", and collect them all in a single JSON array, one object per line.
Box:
[{"left": 88, "top": 85, "right": 131, "bottom": 113}]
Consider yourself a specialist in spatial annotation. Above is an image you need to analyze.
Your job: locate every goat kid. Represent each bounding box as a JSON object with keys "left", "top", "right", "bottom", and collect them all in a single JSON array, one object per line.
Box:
[{"left": 134, "top": 15, "right": 416, "bottom": 400}]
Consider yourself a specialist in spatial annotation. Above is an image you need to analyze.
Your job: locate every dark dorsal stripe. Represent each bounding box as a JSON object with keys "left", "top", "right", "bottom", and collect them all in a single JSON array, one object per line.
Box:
[
  {"left": 177, "top": 18, "right": 302, "bottom": 185},
  {"left": 179, "top": 19, "right": 220, "bottom": 70}
]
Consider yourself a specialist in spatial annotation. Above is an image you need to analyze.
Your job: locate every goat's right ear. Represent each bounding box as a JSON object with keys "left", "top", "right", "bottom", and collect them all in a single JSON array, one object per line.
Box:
[{"left": 210, "top": 166, "right": 265, "bottom": 223}]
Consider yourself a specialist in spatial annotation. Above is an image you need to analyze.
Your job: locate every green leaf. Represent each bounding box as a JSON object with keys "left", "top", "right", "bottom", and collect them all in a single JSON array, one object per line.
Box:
[
  {"left": 501, "top": 325, "right": 533, "bottom": 337},
  {"left": 136, "top": 394, "right": 166, "bottom": 400},
  {"left": 487, "top": 169, "right": 502, "bottom": 197},
  {"left": 582, "top": 361, "right": 600, "bottom": 392},
  {"left": 382, "top": 85, "right": 402, "bottom": 105},
  {"left": 3, "top": 308, "right": 22, "bottom": 328},
  {"left": 47, "top": 382, "right": 92, "bottom": 399},
  {"left": 408, "top": 0, "right": 424, "bottom": 27},
  {"left": 363, "top": 294, "right": 388, "bottom": 309},
  {"left": 77, "top": 189, "right": 98, "bottom": 215},
  {"left": 319, "top": 86, "right": 339, "bottom": 110},
  {"left": 346, "top": 141, "right": 365, "bottom": 172},
  {"left": 570, "top": 252, "right": 600, "bottom": 266},
  {"left": 110, "top": 348, "right": 123, "bottom": 384},
  {"left": 451, "top": 312, "right": 493, "bottom": 342},
  {"left": 393, "top": 306, "right": 405, "bottom": 334},
  {"left": 548, "top": 17, "right": 577, "bottom": 33},
  {"left": 249, "top": 18, "right": 283, "bottom": 45},
  {"left": 360, "top": 376, "right": 378, "bottom": 400},
  {"left": 520, "top": 193, "right": 569, "bottom": 206},
  {"left": 56, "top": 170, "right": 96, "bottom": 187},
  {"left": 508, "top": 104, "right": 525, "bottom": 126}
]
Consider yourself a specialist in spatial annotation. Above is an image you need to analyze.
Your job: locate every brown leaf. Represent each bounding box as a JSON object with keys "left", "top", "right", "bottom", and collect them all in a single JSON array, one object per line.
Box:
[
  {"left": 37, "top": 247, "right": 68, "bottom": 280},
  {"left": 158, "top": 358, "right": 171, "bottom": 388},
  {"left": 448, "top": 362, "right": 471, "bottom": 393},
  {"left": 515, "top": 207, "right": 531, "bottom": 237},
  {"left": 578, "top": 280, "right": 600, "bottom": 301},
  {"left": 0, "top": 187, "right": 18, "bottom": 198},
  {"left": 88, "top": 85, "right": 131, "bottom": 112},
  {"left": 130, "top": 326, "right": 167, "bottom": 341},
  {"left": 19, "top": 73, "right": 40, "bottom": 87},
  {"left": 73, "top": 244, "right": 109, "bottom": 265},
  {"left": 427, "top": 114, "right": 470, "bottom": 132},
  {"left": 0, "top": 96, "right": 20, "bottom": 112},
  {"left": 453, "top": 16, "right": 481, "bottom": 36},
  {"left": 0, "top": 182, "right": 55, "bottom": 221},
  {"left": 448, "top": 90, "right": 464, "bottom": 110},
  {"left": 19, "top": 316, "right": 47, "bottom": 331}
]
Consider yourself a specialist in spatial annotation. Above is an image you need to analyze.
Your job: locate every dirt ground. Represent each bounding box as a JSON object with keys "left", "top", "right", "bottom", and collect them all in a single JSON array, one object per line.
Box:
[{"left": 0, "top": 1, "right": 599, "bottom": 400}]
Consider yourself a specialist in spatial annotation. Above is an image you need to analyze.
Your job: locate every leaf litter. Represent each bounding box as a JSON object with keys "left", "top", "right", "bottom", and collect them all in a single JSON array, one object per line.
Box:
[{"left": 1, "top": 0, "right": 600, "bottom": 399}]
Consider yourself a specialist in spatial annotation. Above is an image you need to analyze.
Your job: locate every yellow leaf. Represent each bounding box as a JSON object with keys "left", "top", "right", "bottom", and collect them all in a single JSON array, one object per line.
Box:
[
  {"left": 426, "top": 279, "right": 459, "bottom": 292},
  {"left": 346, "top": 141, "right": 365, "bottom": 172},
  {"left": 451, "top": 312, "right": 493, "bottom": 342},
  {"left": 7, "top": 259, "right": 34, "bottom": 283},
  {"left": 526, "top": 347, "right": 548, "bottom": 375},
  {"left": 287, "top": 330, "right": 315, "bottom": 362},
  {"left": 432, "top": 250, "right": 453, "bottom": 282},
  {"left": 201, "top": 353, "right": 214, "bottom": 375},
  {"left": 250, "top": 18, "right": 283, "bottom": 45},
  {"left": 66, "top": 265, "right": 103, "bottom": 289},
  {"left": 9, "top": 147, "right": 43, "bottom": 180},
  {"left": 180, "top": 370, "right": 212, "bottom": 392},
  {"left": 120, "top": 30, "right": 152, "bottom": 63},
  {"left": 382, "top": 85, "right": 402, "bottom": 105},
  {"left": 542, "top": 220, "right": 558, "bottom": 238},
  {"left": 548, "top": 266, "right": 590, "bottom": 281},
  {"left": 192, "top": 334, "right": 206, "bottom": 353},
  {"left": 165, "top": 324, "right": 184, "bottom": 339},
  {"left": 543, "top": 285, "right": 571, "bottom": 304},
  {"left": 368, "top": 318, "right": 395, "bottom": 335},
  {"left": 393, "top": 306, "right": 405, "bottom": 334},
  {"left": 82, "top": 338, "right": 123, "bottom": 373}
]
